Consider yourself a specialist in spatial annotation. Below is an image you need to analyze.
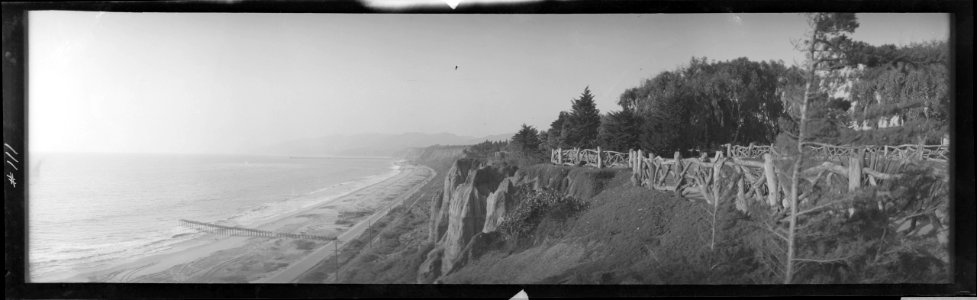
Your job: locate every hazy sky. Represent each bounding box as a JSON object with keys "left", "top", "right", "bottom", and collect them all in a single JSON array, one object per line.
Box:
[{"left": 29, "top": 12, "right": 948, "bottom": 154}]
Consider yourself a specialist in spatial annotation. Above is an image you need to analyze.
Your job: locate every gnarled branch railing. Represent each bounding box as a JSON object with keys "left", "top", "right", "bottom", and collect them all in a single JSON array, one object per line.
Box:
[
  {"left": 550, "top": 145, "right": 948, "bottom": 234},
  {"left": 550, "top": 147, "right": 629, "bottom": 168},
  {"left": 724, "top": 142, "right": 949, "bottom": 162}
]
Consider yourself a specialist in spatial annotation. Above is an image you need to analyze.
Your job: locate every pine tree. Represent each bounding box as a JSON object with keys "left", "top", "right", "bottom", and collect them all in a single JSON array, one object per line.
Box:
[
  {"left": 546, "top": 111, "right": 569, "bottom": 149},
  {"left": 560, "top": 86, "right": 602, "bottom": 148},
  {"left": 783, "top": 12, "right": 859, "bottom": 284},
  {"left": 510, "top": 124, "right": 541, "bottom": 154}
]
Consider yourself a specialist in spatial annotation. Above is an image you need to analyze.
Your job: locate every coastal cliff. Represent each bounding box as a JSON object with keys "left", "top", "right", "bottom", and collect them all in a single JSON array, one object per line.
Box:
[
  {"left": 417, "top": 160, "right": 619, "bottom": 283},
  {"left": 420, "top": 159, "right": 516, "bottom": 280}
]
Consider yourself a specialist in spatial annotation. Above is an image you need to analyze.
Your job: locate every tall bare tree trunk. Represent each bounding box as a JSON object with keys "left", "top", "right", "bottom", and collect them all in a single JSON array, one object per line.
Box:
[
  {"left": 785, "top": 81, "right": 809, "bottom": 284},
  {"left": 786, "top": 28, "right": 818, "bottom": 284}
]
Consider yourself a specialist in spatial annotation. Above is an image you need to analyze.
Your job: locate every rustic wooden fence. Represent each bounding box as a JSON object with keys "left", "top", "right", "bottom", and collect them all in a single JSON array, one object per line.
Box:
[
  {"left": 550, "top": 143, "right": 949, "bottom": 234},
  {"left": 623, "top": 149, "right": 909, "bottom": 209},
  {"left": 724, "top": 142, "right": 949, "bottom": 162},
  {"left": 550, "top": 147, "right": 629, "bottom": 168}
]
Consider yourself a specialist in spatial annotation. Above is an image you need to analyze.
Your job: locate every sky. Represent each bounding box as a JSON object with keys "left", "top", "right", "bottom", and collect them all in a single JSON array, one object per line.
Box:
[{"left": 28, "top": 12, "right": 949, "bottom": 154}]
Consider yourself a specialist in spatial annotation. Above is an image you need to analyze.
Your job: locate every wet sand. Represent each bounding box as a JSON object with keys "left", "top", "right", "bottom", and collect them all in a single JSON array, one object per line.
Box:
[{"left": 68, "top": 164, "right": 435, "bottom": 283}]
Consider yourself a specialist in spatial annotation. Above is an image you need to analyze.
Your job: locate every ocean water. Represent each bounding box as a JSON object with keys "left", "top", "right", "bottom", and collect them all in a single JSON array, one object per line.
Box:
[{"left": 27, "top": 152, "right": 399, "bottom": 282}]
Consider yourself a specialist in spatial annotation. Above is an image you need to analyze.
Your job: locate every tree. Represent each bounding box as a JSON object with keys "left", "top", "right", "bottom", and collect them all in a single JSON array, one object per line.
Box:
[
  {"left": 625, "top": 58, "right": 790, "bottom": 155},
  {"left": 560, "top": 86, "right": 602, "bottom": 148},
  {"left": 546, "top": 111, "right": 570, "bottom": 150},
  {"left": 464, "top": 140, "right": 509, "bottom": 160},
  {"left": 536, "top": 130, "right": 549, "bottom": 152},
  {"left": 782, "top": 12, "right": 859, "bottom": 284},
  {"left": 597, "top": 109, "right": 643, "bottom": 152},
  {"left": 634, "top": 70, "right": 691, "bottom": 154},
  {"left": 845, "top": 41, "right": 950, "bottom": 145},
  {"left": 510, "top": 124, "right": 541, "bottom": 154},
  {"left": 618, "top": 87, "right": 640, "bottom": 112}
]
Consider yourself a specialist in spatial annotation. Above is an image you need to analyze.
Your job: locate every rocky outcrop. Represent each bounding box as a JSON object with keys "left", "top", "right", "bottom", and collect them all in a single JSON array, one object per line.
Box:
[
  {"left": 419, "top": 161, "right": 619, "bottom": 283},
  {"left": 427, "top": 190, "right": 445, "bottom": 244},
  {"left": 416, "top": 246, "right": 444, "bottom": 283},
  {"left": 482, "top": 177, "right": 518, "bottom": 233},
  {"left": 439, "top": 165, "right": 507, "bottom": 274},
  {"left": 452, "top": 231, "right": 505, "bottom": 273},
  {"left": 430, "top": 159, "right": 480, "bottom": 244},
  {"left": 420, "top": 159, "right": 510, "bottom": 280}
]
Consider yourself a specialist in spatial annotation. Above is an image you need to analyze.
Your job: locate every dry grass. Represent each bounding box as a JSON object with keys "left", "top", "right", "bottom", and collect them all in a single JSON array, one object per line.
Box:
[{"left": 441, "top": 164, "right": 763, "bottom": 284}]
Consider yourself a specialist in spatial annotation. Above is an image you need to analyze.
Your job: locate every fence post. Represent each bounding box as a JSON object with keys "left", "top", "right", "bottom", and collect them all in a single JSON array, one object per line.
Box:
[
  {"left": 725, "top": 143, "right": 732, "bottom": 158},
  {"left": 674, "top": 151, "right": 683, "bottom": 191},
  {"left": 917, "top": 142, "right": 925, "bottom": 160},
  {"left": 629, "top": 149, "right": 634, "bottom": 171},
  {"left": 557, "top": 148, "right": 563, "bottom": 165},
  {"left": 735, "top": 176, "right": 747, "bottom": 212},
  {"left": 637, "top": 149, "right": 644, "bottom": 182},
  {"left": 629, "top": 149, "right": 634, "bottom": 170},
  {"left": 711, "top": 157, "right": 725, "bottom": 202},
  {"left": 596, "top": 146, "right": 603, "bottom": 168},
  {"left": 849, "top": 149, "right": 863, "bottom": 191},
  {"left": 763, "top": 153, "right": 779, "bottom": 207}
]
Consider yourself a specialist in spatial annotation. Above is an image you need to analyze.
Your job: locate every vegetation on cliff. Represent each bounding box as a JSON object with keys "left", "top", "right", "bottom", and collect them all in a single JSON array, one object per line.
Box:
[
  {"left": 496, "top": 188, "right": 588, "bottom": 243},
  {"left": 439, "top": 162, "right": 947, "bottom": 284}
]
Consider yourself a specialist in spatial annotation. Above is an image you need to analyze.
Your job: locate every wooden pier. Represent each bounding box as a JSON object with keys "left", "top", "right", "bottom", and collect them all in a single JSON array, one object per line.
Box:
[{"left": 179, "top": 219, "right": 334, "bottom": 241}]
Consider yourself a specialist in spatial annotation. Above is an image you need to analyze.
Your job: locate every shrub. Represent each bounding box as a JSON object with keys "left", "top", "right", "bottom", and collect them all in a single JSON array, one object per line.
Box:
[{"left": 496, "top": 188, "right": 589, "bottom": 243}]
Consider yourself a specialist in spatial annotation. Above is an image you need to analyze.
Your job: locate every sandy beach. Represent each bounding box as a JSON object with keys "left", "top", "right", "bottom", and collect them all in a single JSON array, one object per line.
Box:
[{"left": 67, "top": 163, "right": 435, "bottom": 283}]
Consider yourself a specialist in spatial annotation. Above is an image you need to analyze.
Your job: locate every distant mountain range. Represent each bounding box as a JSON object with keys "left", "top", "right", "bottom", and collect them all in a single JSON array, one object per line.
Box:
[{"left": 260, "top": 132, "right": 512, "bottom": 157}]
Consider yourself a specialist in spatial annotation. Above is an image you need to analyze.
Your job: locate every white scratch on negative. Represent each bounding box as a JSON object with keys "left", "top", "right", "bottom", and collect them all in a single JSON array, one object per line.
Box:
[
  {"left": 5, "top": 152, "right": 19, "bottom": 163},
  {"left": 3, "top": 143, "right": 17, "bottom": 155}
]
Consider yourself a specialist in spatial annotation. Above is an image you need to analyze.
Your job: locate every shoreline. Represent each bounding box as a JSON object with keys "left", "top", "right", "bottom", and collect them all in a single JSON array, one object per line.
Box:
[
  {"left": 58, "top": 161, "right": 431, "bottom": 283},
  {"left": 256, "top": 164, "right": 435, "bottom": 283}
]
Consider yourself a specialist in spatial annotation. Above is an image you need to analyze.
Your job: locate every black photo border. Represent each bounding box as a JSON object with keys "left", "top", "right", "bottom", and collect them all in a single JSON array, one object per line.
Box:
[{"left": 4, "top": 0, "right": 974, "bottom": 298}]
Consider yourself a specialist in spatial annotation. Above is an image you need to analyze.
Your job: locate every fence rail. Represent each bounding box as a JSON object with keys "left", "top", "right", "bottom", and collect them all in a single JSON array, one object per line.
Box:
[
  {"left": 550, "top": 147, "right": 629, "bottom": 168},
  {"left": 550, "top": 142, "right": 948, "bottom": 234},
  {"left": 724, "top": 142, "right": 949, "bottom": 162}
]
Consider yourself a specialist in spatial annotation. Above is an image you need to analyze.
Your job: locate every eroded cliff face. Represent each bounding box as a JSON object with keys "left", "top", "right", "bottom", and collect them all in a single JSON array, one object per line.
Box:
[
  {"left": 430, "top": 158, "right": 479, "bottom": 244},
  {"left": 418, "top": 159, "right": 515, "bottom": 281},
  {"left": 482, "top": 177, "right": 516, "bottom": 233},
  {"left": 418, "top": 161, "right": 614, "bottom": 283}
]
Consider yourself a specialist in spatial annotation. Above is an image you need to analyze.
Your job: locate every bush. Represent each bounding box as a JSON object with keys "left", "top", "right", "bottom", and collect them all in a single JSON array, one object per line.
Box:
[
  {"left": 496, "top": 188, "right": 589, "bottom": 243},
  {"left": 739, "top": 155, "right": 950, "bottom": 283}
]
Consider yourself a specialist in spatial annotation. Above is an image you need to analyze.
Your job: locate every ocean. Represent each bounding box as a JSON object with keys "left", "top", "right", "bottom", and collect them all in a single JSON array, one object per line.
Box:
[{"left": 26, "top": 152, "right": 400, "bottom": 282}]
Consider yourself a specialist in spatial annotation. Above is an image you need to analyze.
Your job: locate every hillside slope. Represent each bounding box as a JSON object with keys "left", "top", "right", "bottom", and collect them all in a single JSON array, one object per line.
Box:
[{"left": 430, "top": 163, "right": 948, "bottom": 284}]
